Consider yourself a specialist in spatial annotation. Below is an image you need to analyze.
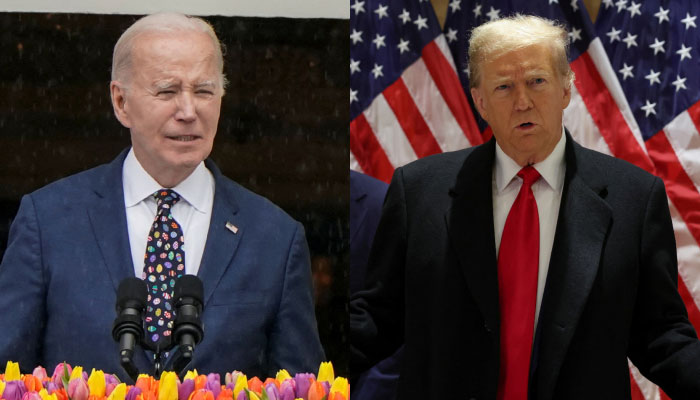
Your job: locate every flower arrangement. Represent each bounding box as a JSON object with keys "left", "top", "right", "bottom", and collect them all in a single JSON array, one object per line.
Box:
[{"left": 0, "top": 361, "right": 348, "bottom": 400}]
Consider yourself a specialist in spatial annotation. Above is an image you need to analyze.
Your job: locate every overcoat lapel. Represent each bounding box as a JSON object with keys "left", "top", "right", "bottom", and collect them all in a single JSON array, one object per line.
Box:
[
  {"left": 533, "top": 138, "right": 612, "bottom": 400},
  {"left": 197, "top": 159, "right": 243, "bottom": 307},
  {"left": 445, "top": 138, "right": 500, "bottom": 333}
]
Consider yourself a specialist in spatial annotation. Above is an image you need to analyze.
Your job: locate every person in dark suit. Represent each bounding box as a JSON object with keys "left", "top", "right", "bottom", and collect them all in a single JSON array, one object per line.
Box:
[
  {"left": 0, "top": 12, "right": 324, "bottom": 381},
  {"left": 350, "top": 14, "right": 700, "bottom": 399}
]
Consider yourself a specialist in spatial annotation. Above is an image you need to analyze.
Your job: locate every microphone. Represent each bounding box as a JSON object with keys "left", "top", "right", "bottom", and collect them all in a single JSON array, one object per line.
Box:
[
  {"left": 169, "top": 275, "right": 204, "bottom": 376},
  {"left": 112, "top": 278, "right": 147, "bottom": 382}
]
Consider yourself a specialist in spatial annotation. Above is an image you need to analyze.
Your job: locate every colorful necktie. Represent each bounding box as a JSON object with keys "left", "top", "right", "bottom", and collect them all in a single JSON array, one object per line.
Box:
[
  {"left": 497, "top": 166, "right": 541, "bottom": 400},
  {"left": 143, "top": 189, "right": 186, "bottom": 346}
]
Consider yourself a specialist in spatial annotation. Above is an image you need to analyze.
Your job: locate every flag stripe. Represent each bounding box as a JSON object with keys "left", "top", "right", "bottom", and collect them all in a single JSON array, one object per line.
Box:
[
  {"left": 402, "top": 56, "right": 472, "bottom": 152},
  {"left": 383, "top": 77, "right": 443, "bottom": 158},
  {"left": 662, "top": 104, "right": 700, "bottom": 195},
  {"left": 350, "top": 113, "right": 394, "bottom": 183},
  {"left": 629, "top": 371, "right": 645, "bottom": 400},
  {"left": 564, "top": 85, "right": 614, "bottom": 156},
  {"left": 421, "top": 40, "right": 482, "bottom": 146},
  {"left": 670, "top": 201, "right": 700, "bottom": 327},
  {"left": 570, "top": 51, "right": 655, "bottom": 173},
  {"left": 364, "top": 94, "right": 419, "bottom": 169}
]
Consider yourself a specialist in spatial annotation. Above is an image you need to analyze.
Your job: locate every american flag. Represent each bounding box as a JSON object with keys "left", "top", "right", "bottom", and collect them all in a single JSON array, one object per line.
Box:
[{"left": 351, "top": 0, "right": 700, "bottom": 398}]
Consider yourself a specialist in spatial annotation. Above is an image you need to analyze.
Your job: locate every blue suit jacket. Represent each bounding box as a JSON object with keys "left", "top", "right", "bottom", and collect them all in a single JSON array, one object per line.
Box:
[{"left": 0, "top": 149, "right": 324, "bottom": 381}]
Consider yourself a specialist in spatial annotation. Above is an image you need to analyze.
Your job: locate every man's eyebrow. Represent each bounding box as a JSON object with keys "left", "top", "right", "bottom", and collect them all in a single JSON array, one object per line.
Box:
[
  {"left": 152, "top": 80, "right": 178, "bottom": 90},
  {"left": 194, "top": 80, "right": 217, "bottom": 89}
]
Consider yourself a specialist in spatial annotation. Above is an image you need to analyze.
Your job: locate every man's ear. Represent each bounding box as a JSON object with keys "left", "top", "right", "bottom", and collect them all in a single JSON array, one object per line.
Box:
[
  {"left": 470, "top": 86, "right": 488, "bottom": 122},
  {"left": 110, "top": 81, "right": 131, "bottom": 128}
]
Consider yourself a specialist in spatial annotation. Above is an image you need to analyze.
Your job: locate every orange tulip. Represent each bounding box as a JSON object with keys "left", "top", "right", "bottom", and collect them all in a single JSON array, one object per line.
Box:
[
  {"left": 262, "top": 378, "right": 278, "bottom": 389},
  {"left": 53, "top": 388, "right": 68, "bottom": 400},
  {"left": 194, "top": 376, "right": 207, "bottom": 392},
  {"left": 215, "top": 388, "right": 232, "bottom": 400},
  {"left": 24, "top": 374, "right": 44, "bottom": 392},
  {"left": 307, "top": 381, "right": 326, "bottom": 400},
  {"left": 246, "top": 377, "right": 263, "bottom": 395},
  {"left": 188, "top": 389, "right": 214, "bottom": 400}
]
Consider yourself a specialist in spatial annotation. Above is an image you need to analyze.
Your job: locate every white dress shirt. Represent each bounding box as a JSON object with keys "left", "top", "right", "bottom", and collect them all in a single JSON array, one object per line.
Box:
[
  {"left": 493, "top": 130, "right": 566, "bottom": 328},
  {"left": 122, "top": 149, "right": 215, "bottom": 278}
]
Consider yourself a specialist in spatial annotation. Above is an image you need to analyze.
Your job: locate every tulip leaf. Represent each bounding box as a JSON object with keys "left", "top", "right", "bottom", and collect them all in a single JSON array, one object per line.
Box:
[
  {"left": 260, "top": 388, "right": 269, "bottom": 400},
  {"left": 62, "top": 363, "right": 71, "bottom": 400}
]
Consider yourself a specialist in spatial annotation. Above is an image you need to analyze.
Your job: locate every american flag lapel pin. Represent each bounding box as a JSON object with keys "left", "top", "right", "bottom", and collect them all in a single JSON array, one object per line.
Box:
[{"left": 225, "top": 221, "right": 238, "bottom": 234}]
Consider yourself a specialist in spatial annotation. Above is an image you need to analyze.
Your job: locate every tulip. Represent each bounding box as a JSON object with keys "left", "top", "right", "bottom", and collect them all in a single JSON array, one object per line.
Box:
[
  {"left": 67, "top": 378, "right": 89, "bottom": 400},
  {"left": 88, "top": 369, "right": 106, "bottom": 398},
  {"left": 225, "top": 372, "right": 241, "bottom": 392},
  {"left": 51, "top": 364, "right": 72, "bottom": 389},
  {"left": 158, "top": 371, "right": 178, "bottom": 400},
  {"left": 4, "top": 380, "right": 28, "bottom": 400},
  {"left": 106, "top": 383, "right": 118, "bottom": 397},
  {"left": 125, "top": 386, "right": 141, "bottom": 400},
  {"left": 21, "top": 391, "right": 42, "bottom": 400},
  {"left": 46, "top": 382, "right": 58, "bottom": 394},
  {"left": 23, "top": 374, "right": 43, "bottom": 392},
  {"left": 215, "top": 388, "right": 232, "bottom": 400},
  {"left": 5, "top": 361, "right": 21, "bottom": 381},
  {"left": 246, "top": 377, "right": 262, "bottom": 396},
  {"left": 189, "top": 389, "right": 214, "bottom": 400},
  {"left": 107, "top": 383, "right": 127, "bottom": 400},
  {"left": 135, "top": 375, "right": 156, "bottom": 396},
  {"left": 0, "top": 381, "right": 6, "bottom": 399},
  {"left": 274, "top": 370, "right": 291, "bottom": 383},
  {"left": 38, "top": 388, "right": 57, "bottom": 400},
  {"left": 183, "top": 370, "right": 199, "bottom": 382},
  {"left": 70, "top": 368, "right": 84, "bottom": 382},
  {"left": 231, "top": 374, "right": 247, "bottom": 400},
  {"left": 307, "top": 381, "right": 325, "bottom": 400},
  {"left": 264, "top": 383, "right": 280, "bottom": 400},
  {"left": 33, "top": 367, "right": 48, "bottom": 382},
  {"left": 193, "top": 375, "right": 206, "bottom": 392},
  {"left": 204, "top": 374, "right": 221, "bottom": 399},
  {"left": 328, "top": 377, "right": 348, "bottom": 400},
  {"left": 316, "top": 363, "right": 334, "bottom": 384},
  {"left": 105, "top": 375, "right": 119, "bottom": 387},
  {"left": 293, "top": 374, "right": 313, "bottom": 400},
  {"left": 177, "top": 379, "right": 194, "bottom": 400},
  {"left": 278, "top": 381, "right": 295, "bottom": 400}
]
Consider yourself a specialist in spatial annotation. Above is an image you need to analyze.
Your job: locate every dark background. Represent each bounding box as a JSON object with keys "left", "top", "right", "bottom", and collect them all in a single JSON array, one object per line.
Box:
[{"left": 0, "top": 12, "right": 349, "bottom": 375}]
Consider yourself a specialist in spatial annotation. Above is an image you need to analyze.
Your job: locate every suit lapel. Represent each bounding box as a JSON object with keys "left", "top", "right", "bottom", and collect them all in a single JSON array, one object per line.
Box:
[
  {"left": 533, "top": 138, "right": 612, "bottom": 400},
  {"left": 349, "top": 186, "right": 368, "bottom": 246},
  {"left": 197, "top": 160, "right": 243, "bottom": 307},
  {"left": 87, "top": 149, "right": 134, "bottom": 291},
  {"left": 445, "top": 139, "right": 500, "bottom": 332}
]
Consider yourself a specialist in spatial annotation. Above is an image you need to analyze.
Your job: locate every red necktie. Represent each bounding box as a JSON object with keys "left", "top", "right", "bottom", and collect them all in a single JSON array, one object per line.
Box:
[{"left": 497, "top": 166, "right": 541, "bottom": 400}]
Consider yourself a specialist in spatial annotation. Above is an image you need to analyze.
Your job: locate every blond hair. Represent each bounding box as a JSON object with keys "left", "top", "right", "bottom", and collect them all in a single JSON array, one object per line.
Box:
[
  {"left": 468, "top": 14, "right": 574, "bottom": 89},
  {"left": 111, "top": 12, "right": 227, "bottom": 90}
]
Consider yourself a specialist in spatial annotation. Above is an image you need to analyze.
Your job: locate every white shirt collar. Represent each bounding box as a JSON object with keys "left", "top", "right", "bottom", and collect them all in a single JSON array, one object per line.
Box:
[
  {"left": 494, "top": 127, "right": 567, "bottom": 193},
  {"left": 123, "top": 148, "right": 211, "bottom": 212}
]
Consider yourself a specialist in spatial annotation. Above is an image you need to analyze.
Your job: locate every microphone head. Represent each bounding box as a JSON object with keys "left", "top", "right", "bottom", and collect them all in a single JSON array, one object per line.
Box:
[
  {"left": 116, "top": 277, "right": 148, "bottom": 312},
  {"left": 173, "top": 275, "right": 204, "bottom": 305}
]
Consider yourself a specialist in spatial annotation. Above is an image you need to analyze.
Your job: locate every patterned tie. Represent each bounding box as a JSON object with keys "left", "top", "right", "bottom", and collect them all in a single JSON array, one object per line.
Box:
[
  {"left": 497, "top": 166, "right": 541, "bottom": 400},
  {"left": 143, "top": 189, "right": 186, "bottom": 346}
]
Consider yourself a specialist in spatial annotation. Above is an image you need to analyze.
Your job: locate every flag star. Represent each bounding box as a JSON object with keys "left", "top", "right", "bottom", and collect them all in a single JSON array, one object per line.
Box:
[
  {"left": 350, "top": 89, "right": 358, "bottom": 103},
  {"left": 618, "top": 63, "right": 634, "bottom": 80},
  {"left": 351, "top": 0, "right": 365, "bottom": 15},
  {"left": 649, "top": 38, "right": 665, "bottom": 55},
  {"left": 486, "top": 7, "right": 500, "bottom": 21},
  {"left": 397, "top": 38, "right": 410, "bottom": 54},
  {"left": 446, "top": 28, "right": 458, "bottom": 43},
  {"left": 676, "top": 44, "right": 692, "bottom": 61},
  {"left": 371, "top": 63, "right": 384, "bottom": 79},
  {"left": 372, "top": 34, "right": 386, "bottom": 49},
  {"left": 398, "top": 9, "right": 411, "bottom": 24},
  {"left": 568, "top": 27, "right": 582, "bottom": 43},
  {"left": 549, "top": 0, "right": 558, "bottom": 4},
  {"left": 473, "top": 3, "right": 482, "bottom": 18},
  {"left": 644, "top": 69, "right": 661, "bottom": 86},
  {"left": 602, "top": 0, "right": 614, "bottom": 8},
  {"left": 681, "top": 13, "right": 697, "bottom": 30},
  {"left": 449, "top": 0, "right": 461, "bottom": 13},
  {"left": 414, "top": 15, "right": 428, "bottom": 30},
  {"left": 350, "top": 59, "right": 360, "bottom": 74},
  {"left": 627, "top": 2, "right": 641, "bottom": 18},
  {"left": 571, "top": 0, "right": 579, "bottom": 12},
  {"left": 606, "top": 27, "right": 622, "bottom": 43},
  {"left": 615, "top": 0, "right": 628, "bottom": 13},
  {"left": 374, "top": 4, "right": 389, "bottom": 19},
  {"left": 654, "top": 7, "right": 670, "bottom": 24},
  {"left": 350, "top": 29, "right": 363, "bottom": 45},
  {"left": 672, "top": 75, "right": 687, "bottom": 92},
  {"left": 622, "top": 32, "right": 638, "bottom": 48},
  {"left": 641, "top": 100, "right": 656, "bottom": 117}
]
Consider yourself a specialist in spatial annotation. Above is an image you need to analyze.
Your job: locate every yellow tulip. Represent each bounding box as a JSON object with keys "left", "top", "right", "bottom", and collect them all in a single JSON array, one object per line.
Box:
[
  {"left": 246, "top": 390, "right": 261, "bottom": 400},
  {"left": 0, "top": 381, "right": 6, "bottom": 398},
  {"left": 4, "top": 361, "right": 20, "bottom": 381},
  {"left": 158, "top": 371, "right": 178, "bottom": 400},
  {"left": 183, "top": 370, "right": 199, "bottom": 382},
  {"left": 88, "top": 369, "right": 106, "bottom": 397},
  {"left": 275, "top": 369, "right": 292, "bottom": 382},
  {"left": 329, "top": 377, "right": 349, "bottom": 400},
  {"left": 317, "top": 362, "right": 334, "bottom": 384},
  {"left": 39, "top": 388, "right": 58, "bottom": 400},
  {"left": 232, "top": 374, "right": 248, "bottom": 399},
  {"left": 107, "top": 383, "right": 127, "bottom": 400},
  {"left": 70, "top": 367, "right": 84, "bottom": 381}
]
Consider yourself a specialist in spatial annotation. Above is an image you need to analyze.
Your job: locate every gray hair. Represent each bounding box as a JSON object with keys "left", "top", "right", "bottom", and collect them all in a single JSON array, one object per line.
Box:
[
  {"left": 111, "top": 12, "right": 228, "bottom": 90},
  {"left": 468, "top": 14, "right": 574, "bottom": 89}
]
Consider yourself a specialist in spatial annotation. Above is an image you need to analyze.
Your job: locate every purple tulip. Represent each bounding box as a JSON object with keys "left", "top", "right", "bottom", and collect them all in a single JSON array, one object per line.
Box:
[
  {"left": 3, "top": 381, "right": 28, "bottom": 400},
  {"left": 105, "top": 374, "right": 120, "bottom": 386},
  {"left": 32, "top": 367, "right": 48, "bottom": 381},
  {"left": 178, "top": 379, "right": 195, "bottom": 400},
  {"left": 105, "top": 383, "right": 117, "bottom": 397},
  {"left": 279, "top": 382, "right": 295, "bottom": 400},
  {"left": 51, "top": 363, "right": 72, "bottom": 389},
  {"left": 235, "top": 390, "right": 247, "bottom": 400},
  {"left": 125, "top": 386, "right": 142, "bottom": 400},
  {"left": 264, "top": 383, "right": 280, "bottom": 400},
  {"left": 46, "top": 382, "right": 58, "bottom": 394},
  {"left": 321, "top": 381, "right": 330, "bottom": 395},
  {"left": 205, "top": 373, "right": 221, "bottom": 398},
  {"left": 67, "top": 379, "right": 89, "bottom": 400},
  {"left": 21, "top": 392, "right": 42, "bottom": 400},
  {"left": 293, "top": 373, "right": 314, "bottom": 400}
]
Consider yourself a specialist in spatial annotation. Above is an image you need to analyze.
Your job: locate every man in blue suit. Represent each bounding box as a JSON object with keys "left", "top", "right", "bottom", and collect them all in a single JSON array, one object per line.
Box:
[{"left": 0, "top": 12, "right": 324, "bottom": 381}]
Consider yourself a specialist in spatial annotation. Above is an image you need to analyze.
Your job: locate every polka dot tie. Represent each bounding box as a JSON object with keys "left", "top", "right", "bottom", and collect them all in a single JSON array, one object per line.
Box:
[{"left": 142, "top": 189, "right": 185, "bottom": 346}]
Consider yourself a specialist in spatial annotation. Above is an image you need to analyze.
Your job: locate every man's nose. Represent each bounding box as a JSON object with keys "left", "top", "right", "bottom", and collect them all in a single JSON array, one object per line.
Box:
[
  {"left": 514, "top": 86, "right": 534, "bottom": 111},
  {"left": 175, "top": 92, "right": 197, "bottom": 122}
]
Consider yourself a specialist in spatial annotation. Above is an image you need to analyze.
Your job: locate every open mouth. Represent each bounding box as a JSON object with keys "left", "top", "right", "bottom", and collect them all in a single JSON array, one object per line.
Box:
[
  {"left": 519, "top": 122, "right": 534, "bottom": 128},
  {"left": 167, "top": 135, "right": 199, "bottom": 142}
]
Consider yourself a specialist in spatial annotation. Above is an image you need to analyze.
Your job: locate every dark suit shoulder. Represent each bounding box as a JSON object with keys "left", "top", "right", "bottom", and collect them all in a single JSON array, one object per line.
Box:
[
  {"left": 572, "top": 142, "right": 659, "bottom": 191},
  {"left": 398, "top": 148, "right": 474, "bottom": 187}
]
